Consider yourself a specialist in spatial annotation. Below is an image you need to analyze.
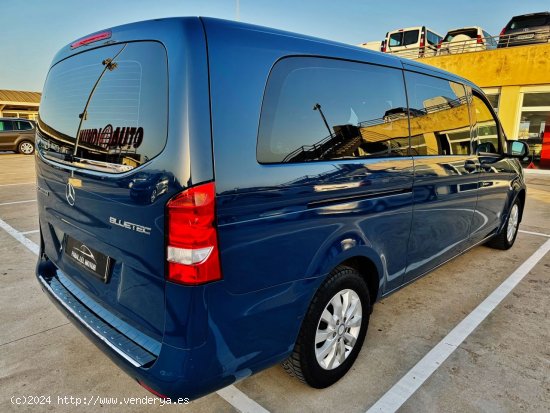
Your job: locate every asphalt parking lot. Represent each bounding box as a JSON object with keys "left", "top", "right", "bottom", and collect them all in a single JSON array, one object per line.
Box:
[{"left": 1, "top": 152, "right": 549, "bottom": 413}]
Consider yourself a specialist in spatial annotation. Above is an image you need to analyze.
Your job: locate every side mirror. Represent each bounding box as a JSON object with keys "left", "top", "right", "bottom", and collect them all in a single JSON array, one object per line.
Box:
[{"left": 506, "top": 140, "right": 529, "bottom": 158}]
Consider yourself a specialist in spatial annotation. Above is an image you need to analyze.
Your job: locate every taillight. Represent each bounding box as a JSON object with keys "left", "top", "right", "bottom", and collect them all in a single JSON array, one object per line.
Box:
[
  {"left": 381, "top": 40, "right": 386, "bottom": 52},
  {"left": 71, "top": 31, "right": 111, "bottom": 49},
  {"left": 138, "top": 381, "right": 168, "bottom": 399},
  {"left": 437, "top": 40, "right": 443, "bottom": 49},
  {"left": 166, "top": 182, "right": 221, "bottom": 285},
  {"left": 420, "top": 35, "right": 425, "bottom": 49},
  {"left": 477, "top": 34, "right": 483, "bottom": 44},
  {"left": 499, "top": 27, "right": 506, "bottom": 36}
]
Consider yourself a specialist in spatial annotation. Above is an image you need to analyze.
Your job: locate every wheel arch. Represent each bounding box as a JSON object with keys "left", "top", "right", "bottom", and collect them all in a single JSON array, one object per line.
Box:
[
  {"left": 516, "top": 188, "right": 526, "bottom": 222},
  {"left": 336, "top": 256, "right": 380, "bottom": 307}
]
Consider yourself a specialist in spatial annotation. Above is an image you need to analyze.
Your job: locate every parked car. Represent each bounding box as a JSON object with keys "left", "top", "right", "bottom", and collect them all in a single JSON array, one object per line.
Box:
[
  {"left": 383, "top": 26, "right": 442, "bottom": 58},
  {"left": 498, "top": 11, "right": 550, "bottom": 48},
  {"left": 0, "top": 118, "right": 36, "bottom": 154},
  {"left": 438, "top": 27, "right": 497, "bottom": 55},
  {"left": 35, "top": 17, "right": 528, "bottom": 401}
]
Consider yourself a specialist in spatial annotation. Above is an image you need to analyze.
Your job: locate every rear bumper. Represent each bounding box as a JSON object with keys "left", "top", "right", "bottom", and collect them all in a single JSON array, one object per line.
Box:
[
  {"left": 35, "top": 258, "right": 234, "bottom": 400},
  {"left": 38, "top": 273, "right": 158, "bottom": 368},
  {"left": 497, "top": 35, "right": 550, "bottom": 48}
]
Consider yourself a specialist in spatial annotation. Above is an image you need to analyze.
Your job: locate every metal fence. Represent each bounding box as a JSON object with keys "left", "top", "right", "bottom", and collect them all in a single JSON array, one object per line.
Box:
[{"left": 382, "top": 31, "right": 550, "bottom": 60}]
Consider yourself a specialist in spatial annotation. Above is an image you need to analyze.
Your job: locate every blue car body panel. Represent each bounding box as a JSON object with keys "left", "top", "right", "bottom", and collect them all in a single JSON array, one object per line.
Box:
[{"left": 34, "top": 16, "right": 526, "bottom": 400}]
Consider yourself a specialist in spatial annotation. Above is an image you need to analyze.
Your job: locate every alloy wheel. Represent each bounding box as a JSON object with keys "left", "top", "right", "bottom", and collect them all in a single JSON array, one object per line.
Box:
[
  {"left": 507, "top": 203, "right": 519, "bottom": 243},
  {"left": 315, "top": 288, "right": 362, "bottom": 370},
  {"left": 19, "top": 142, "right": 34, "bottom": 154}
]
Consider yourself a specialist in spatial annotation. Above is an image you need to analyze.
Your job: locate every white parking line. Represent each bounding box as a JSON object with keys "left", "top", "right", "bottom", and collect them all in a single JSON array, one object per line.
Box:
[
  {"left": 0, "top": 218, "right": 39, "bottom": 255},
  {"left": 0, "top": 199, "right": 36, "bottom": 206},
  {"left": 217, "top": 386, "right": 270, "bottom": 413},
  {"left": 21, "top": 229, "right": 40, "bottom": 235},
  {"left": 0, "top": 217, "right": 271, "bottom": 413},
  {"left": 0, "top": 182, "right": 35, "bottom": 187},
  {"left": 366, "top": 238, "right": 550, "bottom": 413},
  {"left": 519, "top": 229, "right": 550, "bottom": 238}
]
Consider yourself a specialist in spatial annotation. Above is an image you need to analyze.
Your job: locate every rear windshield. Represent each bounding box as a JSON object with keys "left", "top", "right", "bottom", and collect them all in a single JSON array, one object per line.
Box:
[
  {"left": 444, "top": 29, "right": 478, "bottom": 42},
  {"left": 38, "top": 41, "right": 168, "bottom": 173},
  {"left": 508, "top": 15, "right": 549, "bottom": 30},
  {"left": 389, "top": 30, "right": 419, "bottom": 47}
]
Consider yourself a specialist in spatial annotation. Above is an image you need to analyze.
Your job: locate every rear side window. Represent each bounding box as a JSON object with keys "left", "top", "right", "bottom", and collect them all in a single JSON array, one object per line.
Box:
[
  {"left": 15, "top": 121, "right": 33, "bottom": 131},
  {"left": 38, "top": 41, "right": 168, "bottom": 173},
  {"left": 0, "top": 120, "right": 14, "bottom": 131},
  {"left": 482, "top": 31, "right": 496, "bottom": 46},
  {"left": 389, "top": 30, "right": 420, "bottom": 47},
  {"left": 404, "top": 71, "right": 471, "bottom": 156},
  {"left": 426, "top": 31, "right": 441, "bottom": 46},
  {"left": 257, "top": 57, "right": 409, "bottom": 163}
]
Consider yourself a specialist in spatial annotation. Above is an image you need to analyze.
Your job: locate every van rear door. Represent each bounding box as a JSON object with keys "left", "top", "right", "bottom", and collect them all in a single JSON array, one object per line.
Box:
[
  {"left": 386, "top": 28, "right": 421, "bottom": 58},
  {"left": 36, "top": 41, "right": 169, "bottom": 345}
]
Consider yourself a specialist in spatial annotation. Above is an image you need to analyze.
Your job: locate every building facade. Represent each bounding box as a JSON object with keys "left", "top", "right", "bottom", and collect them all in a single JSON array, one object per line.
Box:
[{"left": 0, "top": 90, "right": 41, "bottom": 120}]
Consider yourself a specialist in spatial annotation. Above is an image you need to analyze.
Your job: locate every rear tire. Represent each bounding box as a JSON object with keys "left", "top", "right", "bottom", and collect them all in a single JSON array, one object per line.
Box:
[
  {"left": 486, "top": 198, "right": 521, "bottom": 250},
  {"left": 282, "top": 265, "right": 371, "bottom": 388},
  {"left": 17, "top": 140, "right": 35, "bottom": 155}
]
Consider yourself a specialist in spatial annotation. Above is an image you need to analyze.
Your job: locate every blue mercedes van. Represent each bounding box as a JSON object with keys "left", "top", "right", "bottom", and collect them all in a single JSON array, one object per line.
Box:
[{"left": 35, "top": 17, "right": 528, "bottom": 399}]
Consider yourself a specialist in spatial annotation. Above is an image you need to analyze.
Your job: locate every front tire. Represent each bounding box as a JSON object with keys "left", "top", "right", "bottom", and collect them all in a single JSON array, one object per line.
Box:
[
  {"left": 486, "top": 198, "right": 521, "bottom": 250},
  {"left": 282, "top": 265, "right": 371, "bottom": 388}
]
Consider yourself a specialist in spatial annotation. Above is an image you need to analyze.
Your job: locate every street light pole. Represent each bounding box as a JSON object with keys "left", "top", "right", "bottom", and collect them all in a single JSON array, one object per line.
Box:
[{"left": 313, "top": 103, "right": 333, "bottom": 138}]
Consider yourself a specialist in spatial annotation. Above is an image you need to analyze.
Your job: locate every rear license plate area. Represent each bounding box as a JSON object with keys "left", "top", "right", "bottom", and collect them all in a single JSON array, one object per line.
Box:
[
  {"left": 64, "top": 235, "right": 113, "bottom": 282},
  {"left": 515, "top": 34, "right": 534, "bottom": 40}
]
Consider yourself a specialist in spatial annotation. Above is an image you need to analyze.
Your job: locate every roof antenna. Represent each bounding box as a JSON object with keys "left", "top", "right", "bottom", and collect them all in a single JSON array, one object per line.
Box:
[{"left": 236, "top": 0, "right": 240, "bottom": 21}]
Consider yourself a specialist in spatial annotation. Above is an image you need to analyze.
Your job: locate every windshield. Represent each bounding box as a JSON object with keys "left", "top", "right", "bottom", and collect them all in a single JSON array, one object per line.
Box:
[
  {"left": 389, "top": 30, "right": 420, "bottom": 47},
  {"left": 38, "top": 41, "right": 168, "bottom": 173}
]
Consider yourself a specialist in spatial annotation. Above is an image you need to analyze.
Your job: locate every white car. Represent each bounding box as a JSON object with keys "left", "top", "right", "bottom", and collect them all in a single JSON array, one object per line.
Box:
[
  {"left": 438, "top": 27, "right": 497, "bottom": 55},
  {"left": 358, "top": 40, "right": 383, "bottom": 51},
  {"left": 383, "top": 26, "right": 442, "bottom": 58}
]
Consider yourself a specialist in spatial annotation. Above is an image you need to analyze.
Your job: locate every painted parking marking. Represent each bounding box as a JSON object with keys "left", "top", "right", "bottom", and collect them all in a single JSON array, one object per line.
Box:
[
  {"left": 21, "top": 229, "right": 40, "bottom": 235},
  {"left": 0, "top": 199, "right": 36, "bottom": 207},
  {"left": 366, "top": 238, "right": 550, "bottom": 413},
  {"left": 217, "top": 386, "right": 270, "bottom": 413},
  {"left": 0, "top": 216, "right": 271, "bottom": 413},
  {"left": 518, "top": 229, "right": 550, "bottom": 238},
  {"left": 0, "top": 218, "right": 40, "bottom": 255}
]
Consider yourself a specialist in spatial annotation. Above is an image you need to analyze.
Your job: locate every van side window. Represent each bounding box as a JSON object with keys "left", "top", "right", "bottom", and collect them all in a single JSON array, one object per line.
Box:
[
  {"left": 471, "top": 95, "right": 501, "bottom": 154},
  {"left": 404, "top": 71, "right": 471, "bottom": 156},
  {"left": 257, "top": 57, "right": 409, "bottom": 163},
  {"left": 427, "top": 31, "right": 441, "bottom": 46}
]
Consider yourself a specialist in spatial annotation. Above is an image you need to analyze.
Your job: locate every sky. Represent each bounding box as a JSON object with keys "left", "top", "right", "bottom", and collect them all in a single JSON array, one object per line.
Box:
[{"left": 1, "top": 0, "right": 548, "bottom": 92}]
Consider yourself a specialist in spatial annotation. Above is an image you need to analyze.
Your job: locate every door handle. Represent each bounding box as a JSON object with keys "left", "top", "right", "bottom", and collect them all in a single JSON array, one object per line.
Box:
[{"left": 464, "top": 160, "right": 478, "bottom": 173}]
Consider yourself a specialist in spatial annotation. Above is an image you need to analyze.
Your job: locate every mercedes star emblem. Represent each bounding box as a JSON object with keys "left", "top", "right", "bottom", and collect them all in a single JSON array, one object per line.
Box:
[{"left": 66, "top": 182, "right": 76, "bottom": 206}]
